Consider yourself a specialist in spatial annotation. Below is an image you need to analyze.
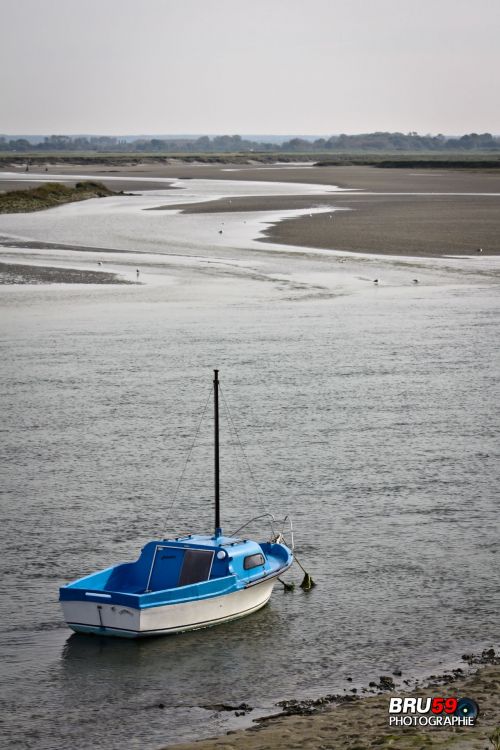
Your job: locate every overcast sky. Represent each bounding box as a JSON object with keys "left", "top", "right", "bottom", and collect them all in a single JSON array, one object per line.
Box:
[{"left": 1, "top": 0, "right": 499, "bottom": 136}]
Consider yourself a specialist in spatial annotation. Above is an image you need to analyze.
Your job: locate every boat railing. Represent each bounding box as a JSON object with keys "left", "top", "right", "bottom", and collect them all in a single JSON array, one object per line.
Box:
[
  {"left": 230, "top": 513, "right": 294, "bottom": 550},
  {"left": 230, "top": 512, "right": 276, "bottom": 538},
  {"left": 273, "top": 515, "right": 294, "bottom": 551}
]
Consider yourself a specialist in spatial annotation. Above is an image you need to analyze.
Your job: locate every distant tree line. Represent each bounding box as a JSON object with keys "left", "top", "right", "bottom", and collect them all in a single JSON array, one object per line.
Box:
[{"left": 0, "top": 132, "right": 499, "bottom": 153}]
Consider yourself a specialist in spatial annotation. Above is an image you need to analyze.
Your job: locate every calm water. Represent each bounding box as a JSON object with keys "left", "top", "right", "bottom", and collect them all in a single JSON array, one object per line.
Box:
[{"left": 0, "top": 178, "right": 499, "bottom": 749}]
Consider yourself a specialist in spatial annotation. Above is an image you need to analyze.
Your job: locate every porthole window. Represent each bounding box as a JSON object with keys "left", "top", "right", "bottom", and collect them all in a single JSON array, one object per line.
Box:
[{"left": 243, "top": 553, "right": 265, "bottom": 570}]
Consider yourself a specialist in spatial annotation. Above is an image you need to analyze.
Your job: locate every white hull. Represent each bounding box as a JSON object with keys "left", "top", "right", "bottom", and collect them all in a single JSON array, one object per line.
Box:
[{"left": 61, "top": 578, "right": 276, "bottom": 638}]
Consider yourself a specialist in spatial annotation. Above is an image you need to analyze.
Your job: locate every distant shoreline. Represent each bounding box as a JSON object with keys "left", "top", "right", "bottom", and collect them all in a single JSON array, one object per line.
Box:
[{"left": 1, "top": 153, "right": 500, "bottom": 170}]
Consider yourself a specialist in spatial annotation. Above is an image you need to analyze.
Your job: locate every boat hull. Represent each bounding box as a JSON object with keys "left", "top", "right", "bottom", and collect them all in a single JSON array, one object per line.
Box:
[{"left": 61, "top": 577, "right": 276, "bottom": 638}]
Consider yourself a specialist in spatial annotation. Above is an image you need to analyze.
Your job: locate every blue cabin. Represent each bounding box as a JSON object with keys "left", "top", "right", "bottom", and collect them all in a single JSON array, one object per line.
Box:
[{"left": 59, "top": 534, "right": 293, "bottom": 611}]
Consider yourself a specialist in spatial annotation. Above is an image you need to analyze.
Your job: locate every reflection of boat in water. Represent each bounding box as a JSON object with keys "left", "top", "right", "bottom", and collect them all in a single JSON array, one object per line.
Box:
[{"left": 60, "top": 370, "right": 294, "bottom": 638}]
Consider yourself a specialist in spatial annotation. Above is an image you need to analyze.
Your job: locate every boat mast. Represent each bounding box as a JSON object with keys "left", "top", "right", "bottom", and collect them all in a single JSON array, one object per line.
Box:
[{"left": 213, "top": 369, "right": 221, "bottom": 536}]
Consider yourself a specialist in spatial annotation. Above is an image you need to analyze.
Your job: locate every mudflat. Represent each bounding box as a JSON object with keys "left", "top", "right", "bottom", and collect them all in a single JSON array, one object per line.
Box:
[
  {"left": 2, "top": 164, "right": 500, "bottom": 256},
  {"left": 161, "top": 191, "right": 499, "bottom": 257},
  {"left": 264, "top": 193, "right": 500, "bottom": 256},
  {"left": 157, "top": 165, "right": 500, "bottom": 256}
]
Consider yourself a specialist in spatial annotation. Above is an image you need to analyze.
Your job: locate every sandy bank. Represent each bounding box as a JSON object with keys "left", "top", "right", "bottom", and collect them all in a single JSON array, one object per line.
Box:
[
  {"left": 264, "top": 193, "right": 500, "bottom": 256},
  {"left": 166, "top": 663, "right": 500, "bottom": 750},
  {"left": 162, "top": 191, "right": 500, "bottom": 257}
]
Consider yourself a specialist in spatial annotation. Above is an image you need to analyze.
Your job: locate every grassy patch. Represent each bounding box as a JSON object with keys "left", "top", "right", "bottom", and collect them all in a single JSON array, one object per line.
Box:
[{"left": 0, "top": 181, "right": 117, "bottom": 213}]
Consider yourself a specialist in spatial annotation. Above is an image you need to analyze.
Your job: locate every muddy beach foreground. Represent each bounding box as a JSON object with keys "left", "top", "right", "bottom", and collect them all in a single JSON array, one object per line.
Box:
[{"left": 167, "top": 662, "right": 500, "bottom": 750}]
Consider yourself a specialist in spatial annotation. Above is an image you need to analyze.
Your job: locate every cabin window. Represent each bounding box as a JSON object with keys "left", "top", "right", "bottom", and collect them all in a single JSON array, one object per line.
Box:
[
  {"left": 178, "top": 549, "right": 214, "bottom": 586},
  {"left": 243, "top": 553, "right": 265, "bottom": 570}
]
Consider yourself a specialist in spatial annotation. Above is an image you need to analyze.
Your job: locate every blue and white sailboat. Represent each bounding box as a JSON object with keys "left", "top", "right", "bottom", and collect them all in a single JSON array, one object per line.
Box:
[{"left": 59, "top": 370, "right": 294, "bottom": 638}]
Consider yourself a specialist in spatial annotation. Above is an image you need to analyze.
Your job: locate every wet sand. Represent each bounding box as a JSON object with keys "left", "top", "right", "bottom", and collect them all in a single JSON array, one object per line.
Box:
[
  {"left": 0, "top": 261, "right": 131, "bottom": 284},
  {"left": 0, "top": 235, "right": 146, "bottom": 255},
  {"left": 167, "top": 664, "right": 500, "bottom": 750},
  {"left": 264, "top": 193, "right": 500, "bottom": 256}
]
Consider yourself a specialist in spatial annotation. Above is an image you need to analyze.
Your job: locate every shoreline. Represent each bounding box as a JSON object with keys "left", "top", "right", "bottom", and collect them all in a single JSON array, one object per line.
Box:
[
  {"left": 166, "top": 653, "right": 500, "bottom": 750},
  {"left": 1, "top": 154, "right": 500, "bottom": 170}
]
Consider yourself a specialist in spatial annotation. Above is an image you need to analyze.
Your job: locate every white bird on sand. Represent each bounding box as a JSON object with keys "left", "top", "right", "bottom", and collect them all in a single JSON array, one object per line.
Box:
[{"left": 477, "top": 247, "right": 483, "bottom": 253}]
